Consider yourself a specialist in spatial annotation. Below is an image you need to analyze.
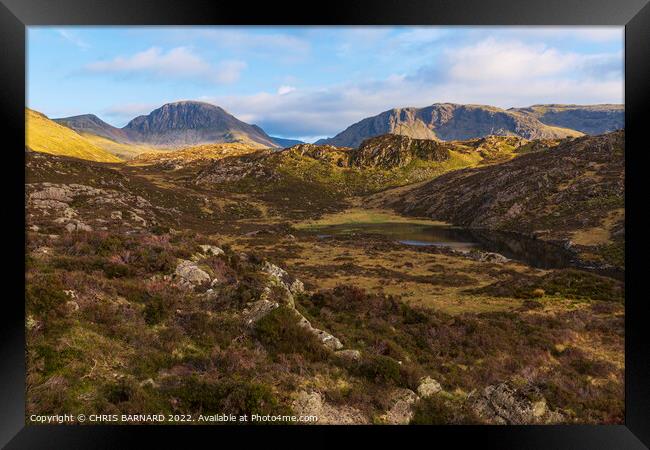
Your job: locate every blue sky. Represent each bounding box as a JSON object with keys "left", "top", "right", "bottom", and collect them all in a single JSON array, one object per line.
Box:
[{"left": 27, "top": 26, "right": 623, "bottom": 142}]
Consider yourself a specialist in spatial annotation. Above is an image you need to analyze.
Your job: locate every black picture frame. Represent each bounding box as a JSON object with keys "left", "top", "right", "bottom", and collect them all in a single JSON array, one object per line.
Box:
[{"left": 1, "top": 0, "right": 648, "bottom": 448}]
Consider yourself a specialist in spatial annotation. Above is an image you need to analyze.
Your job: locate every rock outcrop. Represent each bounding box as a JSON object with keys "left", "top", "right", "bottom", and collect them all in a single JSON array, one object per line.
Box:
[
  {"left": 292, "top": 391, "right": 369, "bottom": 424},
  {"left": 469, "top": 382, "right": 564, "bottom": 425},
  {"left": 242, "top": 261, "right": 344, "bottom": 352},
  {"left": 349, "top": 134, "right": 449, "bottom": 169},
  {"left": 295, "top": 314, "right": 343, "bottom": 350},
  {"left": 417, "top": 376, "right": 442, "bottom": 398},
  {"left": 262, "top": 261, "right": 305, "bottom": 296},
  {"left": 379, "top": 388, "right": 419, "bottom": 424},
  {"left": 26, "top": 181, "right": 163, "bottom": 233},
  {"left": 174, "top": 259, "right": 211, "bottom": 288}
]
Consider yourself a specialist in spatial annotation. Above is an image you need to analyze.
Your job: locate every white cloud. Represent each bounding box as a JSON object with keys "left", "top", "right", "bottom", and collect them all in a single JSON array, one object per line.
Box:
[
  {"left": 198, "top": 37, "right": 623, "bottom": 140},
  {"left": 277, "top": 85, "right": 296, "bottom": 95},
  {"left": 85, "top": 47, "right": 246, "bottom": 84},
  {"left": 56, "top": 29, "right": 90, "bottom": 50},
  {"left": 445, "top": 39, "right": 579, "bottom": 82}
]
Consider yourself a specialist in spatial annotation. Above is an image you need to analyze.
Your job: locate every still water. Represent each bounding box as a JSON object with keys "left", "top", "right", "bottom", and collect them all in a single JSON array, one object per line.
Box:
[{"left": 312, "top": 222, "right": 577, "bottom": 270}]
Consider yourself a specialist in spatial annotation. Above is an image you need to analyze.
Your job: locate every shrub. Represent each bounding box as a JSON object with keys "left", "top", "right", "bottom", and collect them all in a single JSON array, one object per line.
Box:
[
  {"left": 34, "top": 344, "right": 82, "bottom": 376},
  {"left": 168, "top": 376, "right": 290, "bottom": 418},
  {"left": 150, "top": 225, "right": 170, "bottom": 235},
  {"left": 25, "top": 274, "right": 68, "bottom": 315},
  {"left": 103, "top": 379, "right": 135, "bottom": 405},
  {"left": 143, "top": 294, "right": 172, "bottom": 325},
  {"left": 410, "top": 394, "right": 482, "bottom": 425},
  {"left": 254, "top": 307, "right": 329, "bottom": 361},
  {"left": 103, "top": 262, "right": 134, "bottom": 279},
  {"left": 131, "top": 246, "right": 176, "bottom": 274},
  {"left": 357, "top": 354, "right": 402, "bottom": 385}
]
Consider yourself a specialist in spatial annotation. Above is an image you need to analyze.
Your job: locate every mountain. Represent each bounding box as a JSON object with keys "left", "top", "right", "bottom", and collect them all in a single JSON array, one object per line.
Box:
[
  {"left": 54, "top": 114, "right": 130, "bottom": 143},
  {"left": 122, "top": 101, "right": 279, "bottom": 148},
  {"left": 270, "top": 136, "right": 304, "bottom": 148},
  {"left": 26, "top": 109, "right": 122, "bottom": 163},
  {"left": 510, "top": 104, "right": 624, "bottom": 135},
  {"left": 316, "top": 103, "right": 584, "bottom": 148},
  {"left": 380, "top": 131, "right": 624, "bottom": 268},
  {"left": 53, "top": 102, "right": 280, "bottom": 157}
]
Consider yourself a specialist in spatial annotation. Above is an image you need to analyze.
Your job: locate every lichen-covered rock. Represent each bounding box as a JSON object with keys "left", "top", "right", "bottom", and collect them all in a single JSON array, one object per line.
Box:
[
  {"left": 64, "top": 220, "right": 92, "bottom": 232},
  {"left": 26, "top": 315, "right": 39, "bottom": 331},
  {"left": 468, "top": 251, "right": 510, "bottom": 264},
  {"left": 30, "top": 186, "right": 73, "bottom": 203},
  {"left": 129, "top": 211, "right": 147, "bottom": 226},
  {"left": 242, "top": 299, "right": 279, "bottom": 326},
  {"left": 199, "top": 245, "right": 224, "bottom": 257},
  {"left": 469, "top": 382, "right": 564, "bottom": 425},
  {"left": 334, "top": 349, "right": 362, "bottom": 363},
  {"left": 242, "top": 262, "right": 344, "bottom": 353},
  {"left": 174, "top": 259, "right": 211, "bottom": 288},
  {"left": 380, "top": 388, "right": 419, "bottom": 424},
  {"left": 296, "top": 315, "right": 343, "bottom": 350},
  {"left": 26, "top": 181, "right": 164, "bottom": 234},
  {"left": 292, "top": 391, "right": 368, "bottom": 424},
  {"left": 417, "top": 376, "right": 442, "bottom": 398},
  {"left": 65, "top": 300, "right": 80, "bottom": 314},
  {"left": 262, "top": 261, "right": 304, "bottom": 295}
]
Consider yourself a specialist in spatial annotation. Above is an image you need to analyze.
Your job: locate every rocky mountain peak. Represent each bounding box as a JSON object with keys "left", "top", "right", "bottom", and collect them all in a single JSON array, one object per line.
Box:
[
  {"left": 122, "top": 101, "right": 279, "bottom": 148},
  {"left": 317, "top": 103, "right": 584, "bottom": 148}
]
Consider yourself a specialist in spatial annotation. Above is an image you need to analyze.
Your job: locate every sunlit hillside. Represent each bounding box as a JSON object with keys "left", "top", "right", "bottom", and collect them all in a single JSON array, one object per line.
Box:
[
  {"left": 80, "top": 132, "right": 163, "bottom": 160},
  {"left": 25, "top": 109, "right": 122, "bottom": 163}
]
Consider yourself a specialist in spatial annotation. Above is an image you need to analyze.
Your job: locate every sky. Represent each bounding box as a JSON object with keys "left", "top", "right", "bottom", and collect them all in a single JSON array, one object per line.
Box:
[{"left": 27, "top": 26, "right": 623, "bottom": 142}]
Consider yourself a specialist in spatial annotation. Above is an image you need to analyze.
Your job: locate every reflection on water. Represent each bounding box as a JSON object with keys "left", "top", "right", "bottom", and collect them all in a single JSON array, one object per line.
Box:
[{"left": 310, "top": 222, "right": 577, "bottom": 270}]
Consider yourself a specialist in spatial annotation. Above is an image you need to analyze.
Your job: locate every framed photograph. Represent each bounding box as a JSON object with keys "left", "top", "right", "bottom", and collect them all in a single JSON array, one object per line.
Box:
[{"left": 1, "top": 0, "right": 648, "bottom": 447}]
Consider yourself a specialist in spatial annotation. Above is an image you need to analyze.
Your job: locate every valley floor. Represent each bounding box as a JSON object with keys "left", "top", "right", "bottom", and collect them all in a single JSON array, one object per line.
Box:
[{"left": 25, "top": 151, "right": 625, "bottom": 425}]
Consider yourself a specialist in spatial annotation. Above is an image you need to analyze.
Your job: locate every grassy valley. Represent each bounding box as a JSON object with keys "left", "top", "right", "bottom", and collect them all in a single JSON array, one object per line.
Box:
[{"left": 24, "top": 109, "right": 625, "bottom": 425}]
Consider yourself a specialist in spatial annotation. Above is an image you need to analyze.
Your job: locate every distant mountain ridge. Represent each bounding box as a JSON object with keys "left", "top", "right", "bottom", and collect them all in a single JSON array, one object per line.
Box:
[
  {"left": 509, "top": 104, "right": 624, "bottom": 135},
  {"left": 51, "top": 101, "right": 623, "bottom": 156},
  {"left": 270, "top": 136, "right": 305, "bottom": 148},
  {"left": 55, "top": 114, "right": 131, "bottom": 144},
  {"left": 316, "top": 103, "right": 622, "bottom": 148},
  {"left": 54, "top": 101, "right": 283, "bottom": 150}
]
